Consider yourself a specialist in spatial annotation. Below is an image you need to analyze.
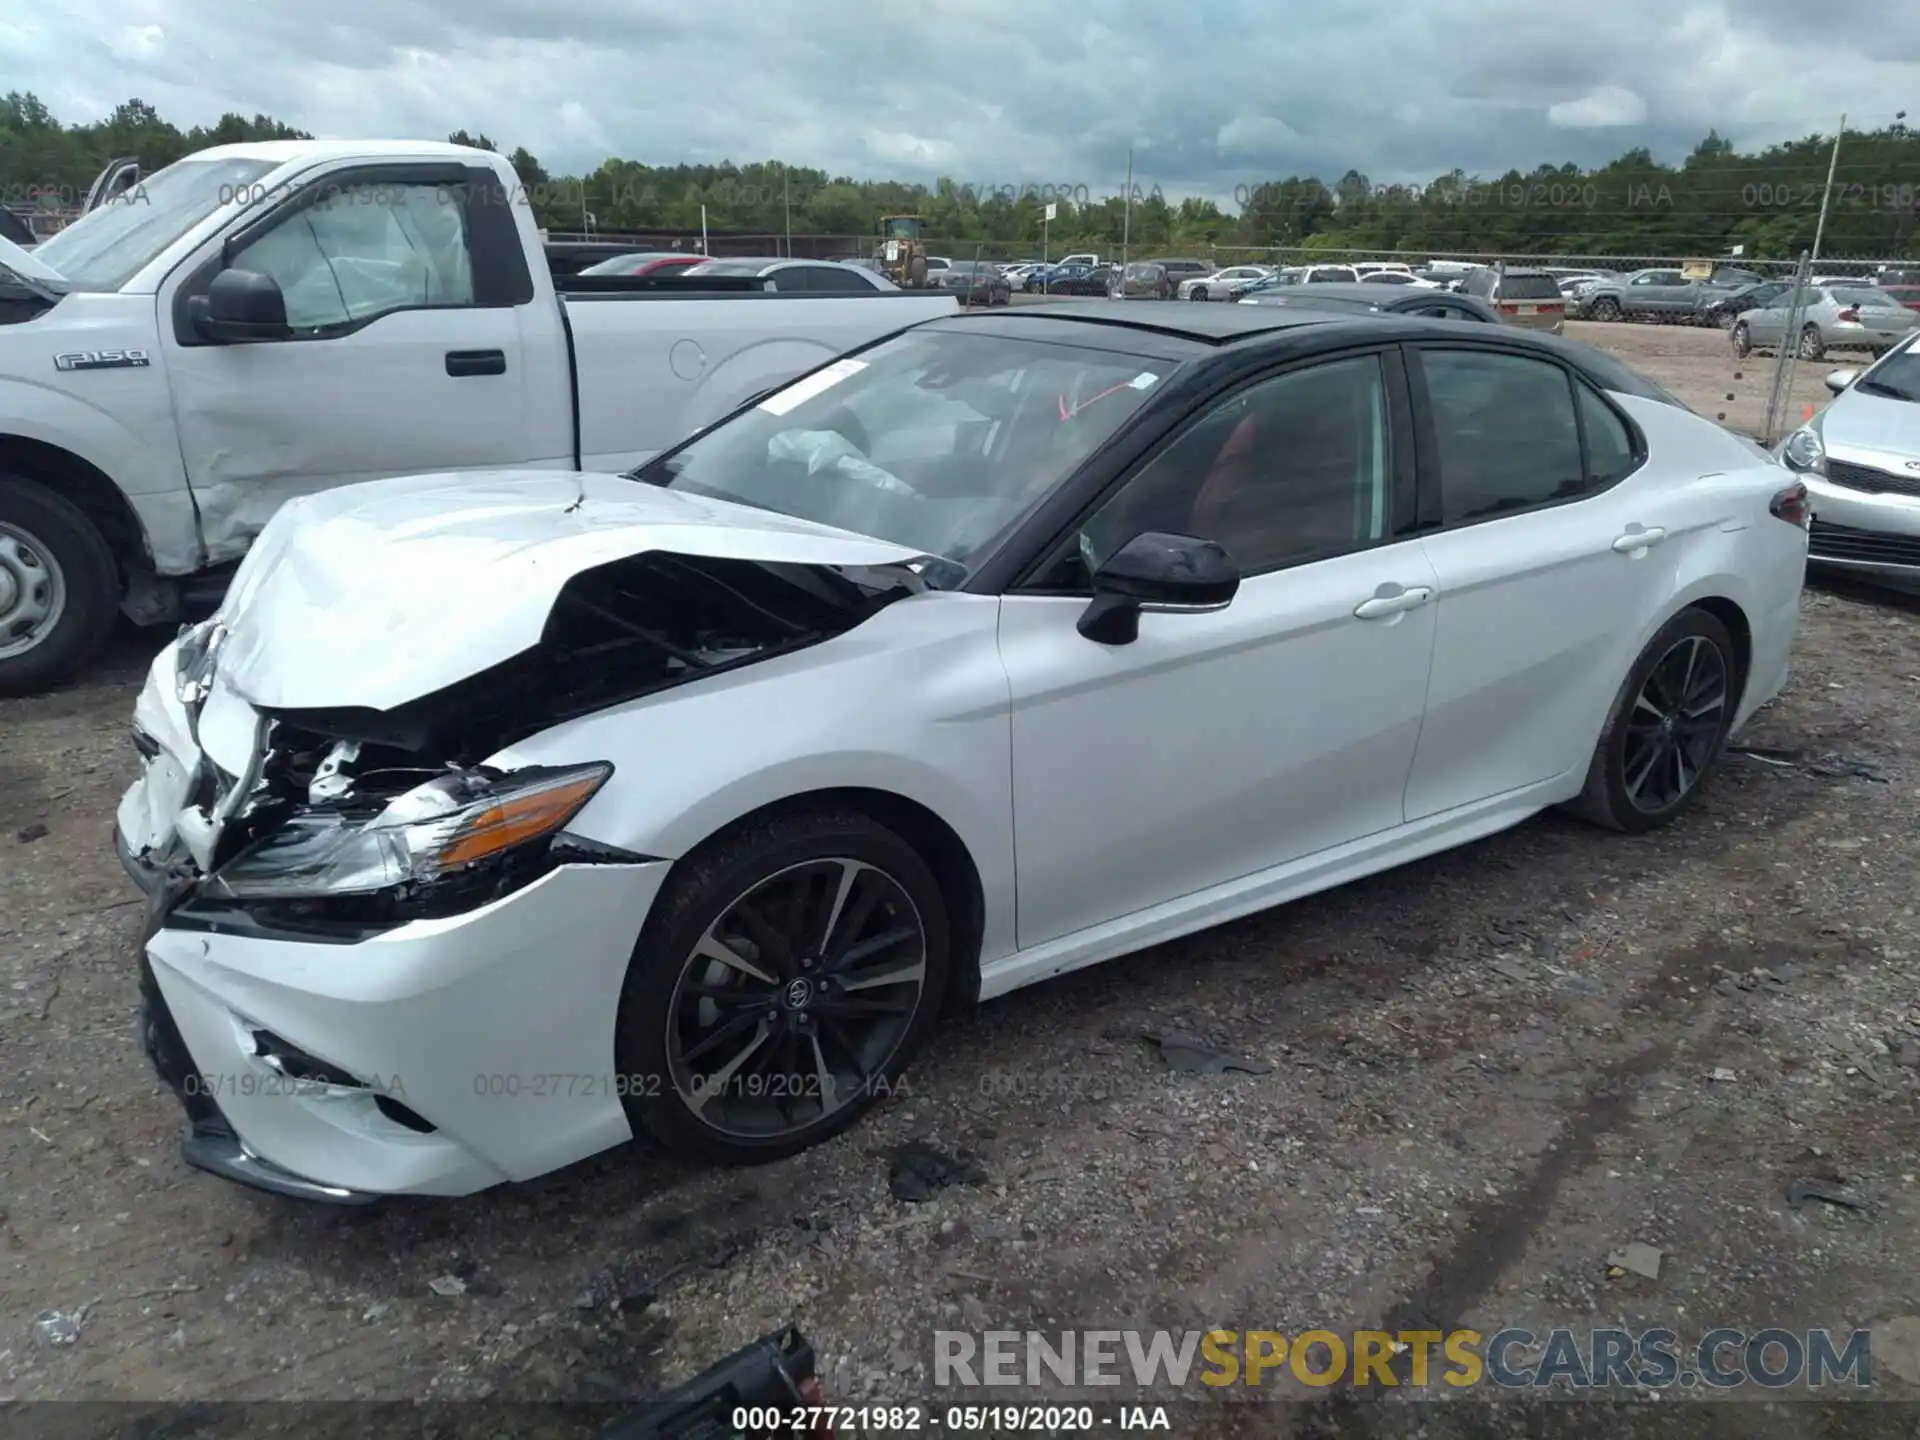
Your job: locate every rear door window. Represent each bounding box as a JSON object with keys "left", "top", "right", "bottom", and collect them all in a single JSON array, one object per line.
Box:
[{"left": 1418, "top": 349, "right": 1588, "bottom": 524}]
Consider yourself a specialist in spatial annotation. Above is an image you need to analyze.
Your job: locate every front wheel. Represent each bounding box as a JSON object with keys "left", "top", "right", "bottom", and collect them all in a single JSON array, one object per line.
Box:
[
  {"left": 1190, "top": 286, "right": 1208, "bottom": 302},
  {"left": 615, "top": 806, "right": 950, "bottom": 1164},
  {"left": 0, "top": 474, "right": 119, "bottom": 698},
  {"left": 1590, "top": 296, "right": 1622, "bottom": 322},
  {"left": 1731, "top": 320, "right": 1752, "bottom": 357},
  {"left": 1563, "top": 608, "right": 1739, "bottom": 835}
]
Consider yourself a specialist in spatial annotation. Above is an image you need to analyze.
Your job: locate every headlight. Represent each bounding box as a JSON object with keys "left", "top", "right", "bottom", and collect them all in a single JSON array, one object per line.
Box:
[
  {"left": 204, "top": 762, "right": 611, "bottom": 901},
  {"left": 1781, "top": 425, "right": 1827, "bottom": 475}
]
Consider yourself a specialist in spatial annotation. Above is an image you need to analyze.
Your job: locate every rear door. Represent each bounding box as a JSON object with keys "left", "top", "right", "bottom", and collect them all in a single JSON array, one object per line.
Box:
[
  {"left": 1404, "top": 342, "right": 1679, "bottom": 819},
  {"left": 159, "top": 161, "right": 556, "bottom": 560}
]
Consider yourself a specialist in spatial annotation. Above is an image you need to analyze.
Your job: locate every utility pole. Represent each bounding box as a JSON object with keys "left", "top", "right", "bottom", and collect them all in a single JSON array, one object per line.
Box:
[
  {"left": 1121, "top": 148, "right": 1133, "bottom": 270},
  {"left": 783, "top": 166, "right": 793, "bottom": 258},
  {"left": 1810, "top": 113, "right": 1845, "bottom": 269}
]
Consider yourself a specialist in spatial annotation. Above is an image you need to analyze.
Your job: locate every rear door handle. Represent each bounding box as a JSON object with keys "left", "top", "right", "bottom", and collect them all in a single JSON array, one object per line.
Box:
[
  {"left": 1613, "top": 526, "right": 1667, "bottom": 553},
  {"left": 1354, "top": 584, "right": 1434, "bottom": 620},
  {"left": 446, "top": 349, "right": 506, "bottom": 377}
]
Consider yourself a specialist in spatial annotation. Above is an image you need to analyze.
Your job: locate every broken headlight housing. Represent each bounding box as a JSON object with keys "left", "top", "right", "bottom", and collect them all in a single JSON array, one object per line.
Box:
[
  {"left": 174, "top": 618, "right": 228, "bottom": 706},
  {"left": 203, "top": 762, "right": 612, "bottom": 902}
]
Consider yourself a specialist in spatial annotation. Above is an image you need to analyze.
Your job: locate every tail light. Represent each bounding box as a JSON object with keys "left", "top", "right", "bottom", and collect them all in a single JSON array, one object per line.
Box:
[
  {"left": 1498, "top": 302, "right": 1519, "bottom": 314},
  {"left": 1770, "top": 481, "right": 1811, "bottom": 528},
  {"left": 1838, "top": 307, "right": 1861, "bottom": 323}
]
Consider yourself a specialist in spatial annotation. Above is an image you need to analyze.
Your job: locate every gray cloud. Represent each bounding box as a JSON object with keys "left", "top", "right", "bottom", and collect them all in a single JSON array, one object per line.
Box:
[{"left": 4, "top": 0, "right": 1914, "bottom": 206}]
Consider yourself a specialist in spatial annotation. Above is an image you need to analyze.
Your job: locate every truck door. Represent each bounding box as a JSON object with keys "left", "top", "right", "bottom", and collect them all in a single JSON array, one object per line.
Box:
[{"left": 158, "top": 161, "right": 568, "bottom": 564}]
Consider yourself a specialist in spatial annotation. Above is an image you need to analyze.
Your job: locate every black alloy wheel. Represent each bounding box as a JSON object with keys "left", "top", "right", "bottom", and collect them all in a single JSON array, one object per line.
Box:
[
  {"left": 1565, "top": 608, "right": 1739, "bottom": 834},
  {"left": 616, "top": 807, "right": 949, "bottom": 1162}
]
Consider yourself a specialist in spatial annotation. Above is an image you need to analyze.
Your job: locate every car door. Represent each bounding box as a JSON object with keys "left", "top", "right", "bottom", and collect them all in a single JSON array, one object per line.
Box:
[
  {"left": 159, "top": 162, "right": 553, "bottom": 558},
  {"left": 1745, "top": 288, "right": 1801, "bottom": 346},
  {"left": 1403, "top": 343, "right": 1678, "bottom": 820},
  {"left": 996, "top": 347, "right": 1440, "bottom": 949}
]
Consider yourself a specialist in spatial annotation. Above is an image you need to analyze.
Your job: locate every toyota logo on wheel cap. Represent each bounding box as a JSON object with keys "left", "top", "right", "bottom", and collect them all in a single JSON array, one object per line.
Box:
[{"left": 784, "top": 977, "right": 814, "bottom": 1009}]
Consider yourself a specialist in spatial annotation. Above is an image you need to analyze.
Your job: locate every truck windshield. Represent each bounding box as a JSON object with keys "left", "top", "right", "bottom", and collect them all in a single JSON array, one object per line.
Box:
[
  {"left": 30, "top": 157, "right": 276, "bottom": 292},
  {"left": 637, "top": 329, "right": 1170, "bottom": 567}
]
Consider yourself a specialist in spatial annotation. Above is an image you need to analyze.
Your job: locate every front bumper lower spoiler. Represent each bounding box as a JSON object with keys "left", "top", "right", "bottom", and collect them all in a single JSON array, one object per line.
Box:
[{"left": 125, "top": 827, "right": 381, "bottom": 1207}]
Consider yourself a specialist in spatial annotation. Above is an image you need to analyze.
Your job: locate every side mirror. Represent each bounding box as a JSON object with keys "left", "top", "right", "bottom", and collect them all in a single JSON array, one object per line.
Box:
[
  {"left": 1825, "top": 368, "right": 1859, "bottom": 395},
  {"left": 188, "top": 268, "right": 291, "bottom": 343},
  {"left": 1076, "top": 531, "right": 1240, "bottom": 645}
]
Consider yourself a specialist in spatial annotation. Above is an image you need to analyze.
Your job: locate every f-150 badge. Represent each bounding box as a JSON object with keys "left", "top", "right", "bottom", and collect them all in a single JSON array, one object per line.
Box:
[{"left": 54, "top": 349, "right": 151, "bottom": 371}]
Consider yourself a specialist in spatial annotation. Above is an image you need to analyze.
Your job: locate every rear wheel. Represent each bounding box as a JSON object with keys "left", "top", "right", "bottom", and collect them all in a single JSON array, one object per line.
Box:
[
  {"left": 0, "top": 475, "right": 119, "bottom": 698},
  {"left": 615, "top": 806, "right": 950, "bottom": 1164},
  {"left": 1731, "top": 320, "right": 1752, "bottom": 357},
  {"left": 1564, "top": 608, "right": 1739, "bottom": 835},
  {"left": 907, "top": 255, "right": 928, "bottom": 288},
  {"left": 1798, "top": 324, "right": 1825, "bottom": 360}
]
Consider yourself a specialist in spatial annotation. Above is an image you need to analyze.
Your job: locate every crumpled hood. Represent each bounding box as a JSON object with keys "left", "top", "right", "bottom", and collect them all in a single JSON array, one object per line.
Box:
[
  {"left": 1818, "top": 386, "right": 1920, "bottom": 461},
  {"left": 212, "top": 469, "right": 932, "bottom": 712}
]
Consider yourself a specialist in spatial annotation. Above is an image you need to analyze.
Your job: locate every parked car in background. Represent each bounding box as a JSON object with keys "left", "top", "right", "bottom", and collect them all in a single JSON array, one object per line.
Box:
[
  {"left": 1151, "top": 258, "right": 1211, "bottom": 293},
  {"left": 1058, "top": 252, "right": 1100, "bottom": 268},
  {"left": 1733, "top": 285, "right": 1920, "bottom": 360},
  {"left": 1780, "top": 335, "right": 1920, "bottom": 587},
  {"left": 1025, "top": 262, "right": 1094, "bottom": 292},
  {"left": 938, "top": 259, "right": 1014, "bottom": 305},
  {"left": 0, "top": 140, "right": 956, "bottom": 695},
  {"left": 577, "top": 251, "right": 706, "bottom": 277},
  {"left": 1240, "top": 283, "right": 1504, "bottom": 325},
  {"left": 1053, "top": 264, "right": 1115, "bottom": 296},
  {"left": 1358, "top": 271, "right": 1441, "bottom": 288},
  {"left": 1576, "top": 268, "right": 1736, "bottom": 323},
  {"left": 1876, "top": 281, "right": 1920, "bottom": 312},
  {"left": 117, "top": 299, "right": 1806, "bottom": 1197},
  {"left": 1697, "top": 279, "right": 1792, "bottom": 330},
  {"left": 1234, "top": 264, "right": 1360, "bottom": 298},
  {"left": 682, "top": 257, "right": 899, "bottom": 292},
  {"left": 1111, "top": 261, "right": 1169, "bottom": 299},
  {"left": 1179, "top": 265, "right": 1272, "bottom": 301},
  {"left": 925, "top": 256, "right": 953, "bottom": 275},
  {"left": 1460, "top": 267, "right": 1567, "bottom": 333}
]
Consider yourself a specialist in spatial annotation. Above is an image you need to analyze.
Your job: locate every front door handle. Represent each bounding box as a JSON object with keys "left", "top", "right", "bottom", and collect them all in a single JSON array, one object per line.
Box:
[
  {"left": 446, "top": 349, "right": 507, "bottom": 377},
  {"left": 1354, "top": 584, "right": 1434, "bottom": 620},
  {"left": 1613, "top": 526, "right": 1667, "bottom": 553}
]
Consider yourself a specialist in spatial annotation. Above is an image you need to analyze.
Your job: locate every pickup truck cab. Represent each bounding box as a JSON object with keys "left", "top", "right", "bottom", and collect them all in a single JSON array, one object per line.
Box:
[{"left": 0, "top": 140, "right": 958, "bottom": 694}]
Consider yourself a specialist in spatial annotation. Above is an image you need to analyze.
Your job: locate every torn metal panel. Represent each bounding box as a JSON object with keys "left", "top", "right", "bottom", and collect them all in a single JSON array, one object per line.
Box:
[{"left": 211, "top": 468, "right": 937, "bottom": 713}]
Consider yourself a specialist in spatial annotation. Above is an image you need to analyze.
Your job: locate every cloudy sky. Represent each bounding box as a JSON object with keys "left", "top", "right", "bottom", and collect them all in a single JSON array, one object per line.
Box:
[{"left": 5, "top": 0, "right": 1913, "bottom": 199}]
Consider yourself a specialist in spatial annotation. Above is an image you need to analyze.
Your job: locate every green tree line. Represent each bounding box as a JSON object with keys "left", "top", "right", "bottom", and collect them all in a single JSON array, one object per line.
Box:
[{"left": 8, "top": 92, "right": 1920, "bottom": 261}]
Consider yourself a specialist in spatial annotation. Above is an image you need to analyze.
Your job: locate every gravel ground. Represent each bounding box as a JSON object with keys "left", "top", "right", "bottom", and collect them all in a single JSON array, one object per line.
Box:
[{"left": 5, "top": 326, "right": 1920, "bottom": 1437}]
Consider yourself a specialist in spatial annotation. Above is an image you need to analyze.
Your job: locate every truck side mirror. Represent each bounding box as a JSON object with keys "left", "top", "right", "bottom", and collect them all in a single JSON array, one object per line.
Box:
[{"left": 188, "top": 268, "right": 292, "bottom": 344}]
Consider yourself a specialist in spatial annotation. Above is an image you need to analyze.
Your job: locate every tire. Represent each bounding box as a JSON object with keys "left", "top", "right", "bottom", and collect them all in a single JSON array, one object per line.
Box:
[
  {"left": 906, "top": 255, "right": 928, "bottom": 288},
  {"left": 1563, "top": 607, "right": 1740, "bottom": 835},
  {"left": 614, "top": 804, "right": 951, "bottom": 1164},
  {"left": 1731, "top": 320, "right": 1752, "bottom": 358},
  {"left": 1798, "top": 324, "right": 1825, "bottom": 360},
  {"left": 1590, "top": 295, "right": 1621, "bottom": 322},
  {"left": 1190, "top": 286, "right": 1208, "bottom": 302},
  {"left": 0, "top": 474, "right": 119, "bottom": 698}
]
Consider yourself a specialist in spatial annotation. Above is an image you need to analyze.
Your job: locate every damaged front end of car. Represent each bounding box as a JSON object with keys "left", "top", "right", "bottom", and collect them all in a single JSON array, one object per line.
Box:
[{"left": 117, "top": 537, "right": 951, "bottom": 1201}]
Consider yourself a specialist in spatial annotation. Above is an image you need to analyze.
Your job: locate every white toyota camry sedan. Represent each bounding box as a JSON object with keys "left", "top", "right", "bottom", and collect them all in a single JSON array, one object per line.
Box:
[{"left": 115, "top": 302, "right": 1809, "bottom": 1202}]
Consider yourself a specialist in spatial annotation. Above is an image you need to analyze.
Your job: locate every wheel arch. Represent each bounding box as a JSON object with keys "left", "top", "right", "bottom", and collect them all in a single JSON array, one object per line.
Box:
[
  {"left": 657, "top": 786, "right": 988, "bottom": 1012},
  {"left": 0, "top": 433, "right": 148, "bottom": 577}
]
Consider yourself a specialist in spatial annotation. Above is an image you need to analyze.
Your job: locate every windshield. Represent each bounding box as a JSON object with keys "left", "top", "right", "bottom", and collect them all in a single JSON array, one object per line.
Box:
[
  {"left": 1856, "top": 339, "right": 1920, "bottom": 401},
  {"left": 638, "top": 329, "right": 1172, "bottom": 566},
  {"left": 31, "top": 156, "right": 276, "bottom": 292}
]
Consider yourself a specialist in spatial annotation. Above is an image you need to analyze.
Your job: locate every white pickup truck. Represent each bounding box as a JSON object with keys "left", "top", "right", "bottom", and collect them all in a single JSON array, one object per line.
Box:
[{"left": 0, "top": 140, "right": 959, "bottom": 694}]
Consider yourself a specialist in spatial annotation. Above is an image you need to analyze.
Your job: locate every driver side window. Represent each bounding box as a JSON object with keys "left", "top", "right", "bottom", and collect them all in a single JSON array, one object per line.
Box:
[
  {"left": 1039, "top": 355, "right": 1394, "bottom": 589},
  {"left": 230, "top": 180, "right": 476, "bottom": 331}
]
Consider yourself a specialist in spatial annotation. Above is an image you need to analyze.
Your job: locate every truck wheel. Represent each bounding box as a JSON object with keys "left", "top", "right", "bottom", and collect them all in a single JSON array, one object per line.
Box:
[
  {"left": 0, "top": 475, "right": 119, "bottom": 698},
  {"left": 1590, "top": 296, "right": 1621, "bottom": 322},
  {"left": 907, "top": 256, "right": 928, "bottom": 288}
]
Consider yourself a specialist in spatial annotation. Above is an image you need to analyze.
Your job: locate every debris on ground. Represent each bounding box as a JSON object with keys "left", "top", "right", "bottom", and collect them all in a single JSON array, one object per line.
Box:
[
  {"left": 1489, "top": 956, "right": 1533, "bottom": 983},
  {"left": 31, "top": 1308, "right": 85, "bottom": 1346},
  {"left": 427, "top": 1275, "right": 467, "bottom": 1297},
  {"left": 1139, "top": 1031, "right": 1273, "bottom": 1076},
  {"left": 1706, "top": 1067, "right": 1739, "bottom": 1083},
  {"left": 16, "top": 823, "right": 47, "bottom": 844},
  {"left": 1727, "top": 745, "right": 1888, "bottom": 782},
  {"left": 888, "top": 1142, "right": 988, "bottom": 1202},
  {"left": 1606, "top": 1243, "right": 1663, "bottom": 1280},
  {"left": 1786, "top": 1179, "right": 1871, "bottom": 1214}
]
